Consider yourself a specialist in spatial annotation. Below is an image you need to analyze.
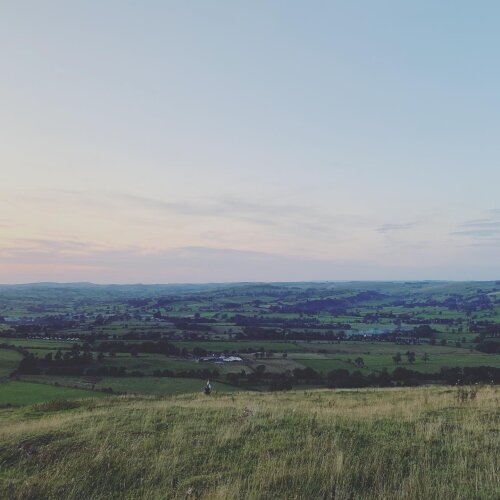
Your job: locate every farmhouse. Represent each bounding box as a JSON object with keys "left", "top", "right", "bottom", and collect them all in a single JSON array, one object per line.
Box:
[
  {"left": 197, "top": 355, "right": 243, "bottom": 363},
  {"left": 223, "top": 356, "right": 243, "bottom": 362}
]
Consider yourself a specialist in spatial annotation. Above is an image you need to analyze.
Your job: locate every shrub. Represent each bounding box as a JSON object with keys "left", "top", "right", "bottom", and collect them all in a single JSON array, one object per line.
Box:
[{"left": 32, "top": 399, "right": 81, "bottom": 412}]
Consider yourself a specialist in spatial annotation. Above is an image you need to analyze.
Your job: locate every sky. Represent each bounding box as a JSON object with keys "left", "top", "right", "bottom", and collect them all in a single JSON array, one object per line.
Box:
[{"left": 1, "top": 1, "right": 499, "bottom": 283}]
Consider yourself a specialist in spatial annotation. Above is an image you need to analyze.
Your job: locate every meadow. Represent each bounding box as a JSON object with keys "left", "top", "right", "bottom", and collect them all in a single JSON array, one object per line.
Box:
[
  {"left": 0, "top": 381, "right": 108, "bottom": 406},
  {"left": 0, "top": 385, "right": 498, "bottom": 499},
  {"left": 14, "top": 375, "right": 238, "bottom": 398},
  {"left": 0, "top": 350, "right": 23, "bottom": 377},
  {"left": 291, "top": 342, "right": 500, "bottom": 374}
]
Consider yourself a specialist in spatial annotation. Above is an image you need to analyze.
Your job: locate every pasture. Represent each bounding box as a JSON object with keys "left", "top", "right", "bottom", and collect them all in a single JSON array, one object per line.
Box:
[
  {"left": 0, "top": 350, "right": 23, "bottom": 378},
  {"left": 0, "top": 381, "right": 108, "bottom": 406}
]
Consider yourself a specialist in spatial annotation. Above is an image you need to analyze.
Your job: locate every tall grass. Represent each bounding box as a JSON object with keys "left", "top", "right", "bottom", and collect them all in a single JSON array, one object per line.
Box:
[{"left": 0, "top": 386, "right": 498, "bottom": 499}]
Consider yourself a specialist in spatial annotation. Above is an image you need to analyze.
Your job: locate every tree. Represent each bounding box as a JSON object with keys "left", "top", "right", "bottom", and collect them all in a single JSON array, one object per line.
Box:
[
  {"left": 440, "top": 338, "right": 447, "bottom": 346},
  {"left": 354, "top": 357, "right": 364, "bottom": 368},
  {"left": 393, "top": 352, "right": 402, "bottom": 365},
  {"left": 18, "top": 354, "right": 40, "bottom": 375},
  {"left": 193, "top": 347, "right": 207, "bottom": 357},
  {"left": 422, "top": 352, "right": 430, "bottom": 363},
  {"left": 301, "top": 367, "right": 320, "bottom": 382},
  {"left": 94, "top": 314, "right": 105, "bottom": 326},
  {"left": 255, "top": 365, "right": 266, "bottom": 375},
  {"left": 406, "top": 351, "right": 416, "bottom": 364},
  {"left": 269, "top": 376, "right": 293, "bottom": 391}
]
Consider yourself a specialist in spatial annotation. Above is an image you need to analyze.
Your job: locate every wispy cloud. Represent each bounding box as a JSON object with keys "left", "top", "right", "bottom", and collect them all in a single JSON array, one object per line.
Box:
[
  {"left": 452, "top": 210, "right": 500, "bottom": 240},
  {"left": 17, "top": 188, "right": 371, "bottom": 238},
  {"left": 113, "top": 192, "right": 344, "bottom": 232},
  {"left": 376, "top": 222, "right": 418, "bottom": 234},
  {"left": 0, "top": 238, "right": 114, "bottom": 258}
]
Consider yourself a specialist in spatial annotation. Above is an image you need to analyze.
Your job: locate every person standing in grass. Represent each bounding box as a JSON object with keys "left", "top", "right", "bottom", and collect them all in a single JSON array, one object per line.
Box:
[{"left": 204, "top": 380, "right": 212, "bottom": 395}]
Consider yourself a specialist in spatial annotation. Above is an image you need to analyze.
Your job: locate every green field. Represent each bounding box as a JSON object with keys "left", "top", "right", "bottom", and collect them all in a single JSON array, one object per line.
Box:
[
  {"left": 16, "top": 374, "right": 242, "bottom": 399},
  {"left": 0, "top": 350, "right": 23, "bottom": 378},
  {"left": 1, "top": 339, "right": 75, "bottom": 349},
  {"left": 0, "top": 385, "right": 498, "bottom": 498},
  {"left": 292, "top": 344, "right": 500, "bottom": 374},
  {"left": 93, "top": 377, "right": 240, "bottom": 395},
  {"left": 0, "top": 381, "right": 108, "bottom": 406}
]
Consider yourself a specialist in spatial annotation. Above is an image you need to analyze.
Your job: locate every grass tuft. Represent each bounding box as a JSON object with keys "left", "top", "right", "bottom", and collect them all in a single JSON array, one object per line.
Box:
[{"left": 32, "top": 398, "right": 81, "bottom": 412}]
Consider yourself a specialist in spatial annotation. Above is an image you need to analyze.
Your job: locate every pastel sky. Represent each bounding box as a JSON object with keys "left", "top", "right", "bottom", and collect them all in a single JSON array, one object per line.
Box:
[{"left": 1, "top": 1, "right": 499, "bottom": 283}]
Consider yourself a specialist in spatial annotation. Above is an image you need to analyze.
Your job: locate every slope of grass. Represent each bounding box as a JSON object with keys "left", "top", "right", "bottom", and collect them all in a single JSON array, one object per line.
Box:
[{"left": 0, "top": 385, "right": 498, "bottom": 499}]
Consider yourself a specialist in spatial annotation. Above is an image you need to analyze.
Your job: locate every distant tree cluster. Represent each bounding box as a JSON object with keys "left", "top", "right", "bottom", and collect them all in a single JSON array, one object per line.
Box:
[
  {"left": 223, "top": 365, "right": 500, "bottom": 391},
  {"left": 97, "top": 340, "right": 183, "bottom": 356},
  {"left": 152, "top": 368, "right": 220, "bottom": 379}
]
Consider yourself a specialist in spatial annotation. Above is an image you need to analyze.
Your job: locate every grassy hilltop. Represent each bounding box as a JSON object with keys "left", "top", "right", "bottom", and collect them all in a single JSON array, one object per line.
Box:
[{"left": 1, "top": 385, "right": 499, "bottom": 499}]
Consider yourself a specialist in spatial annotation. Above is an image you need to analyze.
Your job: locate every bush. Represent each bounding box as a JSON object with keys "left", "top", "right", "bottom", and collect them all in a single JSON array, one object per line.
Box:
[
  {"left": 32, "top": 399, "right": 81, "bottom": 412},
  {"left": 475, "top": 341, "right": 500, "bottom": 354},
  {"left": 268, "top": 378, "right": 293, "bottom": 391}
]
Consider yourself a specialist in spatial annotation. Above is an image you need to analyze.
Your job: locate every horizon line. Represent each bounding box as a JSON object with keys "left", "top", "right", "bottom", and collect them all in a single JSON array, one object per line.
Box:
[{"left": 1, "top": 279, "right": 499, "bottom": 287}]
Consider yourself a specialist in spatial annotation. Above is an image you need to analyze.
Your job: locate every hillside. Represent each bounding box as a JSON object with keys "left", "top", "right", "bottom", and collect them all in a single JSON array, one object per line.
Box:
[{"left": 0, "top": 386, "right": 498, "bottom": 499}]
